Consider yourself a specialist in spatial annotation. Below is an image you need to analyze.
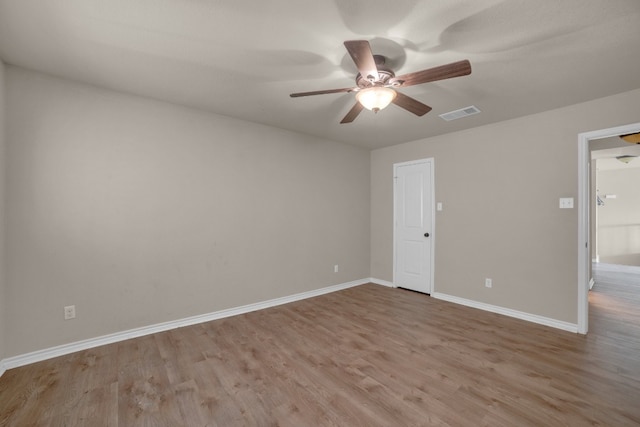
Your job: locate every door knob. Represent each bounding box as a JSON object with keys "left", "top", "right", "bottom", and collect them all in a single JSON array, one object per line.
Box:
[{"left": 424, "top": 232, "right": 430, "bottom": 237}]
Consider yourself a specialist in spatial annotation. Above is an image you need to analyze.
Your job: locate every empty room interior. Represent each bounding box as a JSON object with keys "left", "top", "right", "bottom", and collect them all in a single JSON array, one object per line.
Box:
[{"left": 1, "top": 0, "right": 640, "bottom": 425}]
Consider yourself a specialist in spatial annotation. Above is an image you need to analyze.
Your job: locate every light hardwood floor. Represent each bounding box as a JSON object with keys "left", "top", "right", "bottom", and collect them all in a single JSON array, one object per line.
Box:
[{"left": 1, "top": 276, "right": 639, "bottom": 426}]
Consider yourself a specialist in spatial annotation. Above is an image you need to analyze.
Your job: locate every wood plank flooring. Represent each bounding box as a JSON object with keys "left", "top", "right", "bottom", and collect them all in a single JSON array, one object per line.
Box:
[{"left": 1, "top": 276, "right": 640, "bottom": 426}]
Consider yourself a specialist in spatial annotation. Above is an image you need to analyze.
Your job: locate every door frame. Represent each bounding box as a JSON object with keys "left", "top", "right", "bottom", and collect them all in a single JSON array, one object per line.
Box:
[
  {"left": 578, "top": 121, "right": 640, "bottom": 334},
  {"left": 393, "top": 158, "right": 436, "bottom": 294}
]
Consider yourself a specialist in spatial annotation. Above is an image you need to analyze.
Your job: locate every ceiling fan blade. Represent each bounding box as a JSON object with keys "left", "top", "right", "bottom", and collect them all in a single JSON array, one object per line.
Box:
[
  {"left": 344, "top": 40, "right": 379, "bottom": 82},
  {"left": 392, "top": 92, "right": 432, "bottom": 116},
  {"left": 290, "top": 87, "right": 356, "bottom": 97},
  {"left": 390, "top": 60, "right": 471, "bottom": 87},
  {"left": 340, "top": 102, "right": 364, "bottom": 124}
]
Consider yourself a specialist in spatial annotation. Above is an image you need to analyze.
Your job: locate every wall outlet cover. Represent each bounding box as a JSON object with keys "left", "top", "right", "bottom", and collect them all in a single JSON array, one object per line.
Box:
[{"left": 64, "top": 305, "right": 76, "bottom": 320}]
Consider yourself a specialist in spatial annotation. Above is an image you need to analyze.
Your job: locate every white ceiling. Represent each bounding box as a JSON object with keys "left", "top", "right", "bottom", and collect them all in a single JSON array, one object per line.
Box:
[{"left": 1, "top": 0, "right": 639, "bottom": 150}]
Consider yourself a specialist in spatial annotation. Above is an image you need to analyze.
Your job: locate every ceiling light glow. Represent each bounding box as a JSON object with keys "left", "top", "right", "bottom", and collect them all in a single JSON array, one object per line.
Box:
[{"left": 356, "top": 87, "right": 397, "bottom": 113}]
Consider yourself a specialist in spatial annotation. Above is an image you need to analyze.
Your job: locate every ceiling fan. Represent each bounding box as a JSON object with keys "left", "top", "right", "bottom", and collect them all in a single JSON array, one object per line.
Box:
[{"left": 290, "top": 40, "right": 472, "bottom": 124}]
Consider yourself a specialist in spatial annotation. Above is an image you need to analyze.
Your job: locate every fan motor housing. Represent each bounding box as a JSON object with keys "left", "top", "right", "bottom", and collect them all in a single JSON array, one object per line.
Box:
[{"left": 355, "top": 55, "right": 395, "bottom": 88}]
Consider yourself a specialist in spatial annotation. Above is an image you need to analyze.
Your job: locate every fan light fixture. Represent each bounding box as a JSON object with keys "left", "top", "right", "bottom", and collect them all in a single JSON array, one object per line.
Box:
[
  {"left": 289, "top": 40, "right": 472, "bottom": 124},
  {"left": 616, "top": 155, "right": 637, "bottom": 164},
  {"left": 356, "top": 87, "right": 397, "bottom": 113}
]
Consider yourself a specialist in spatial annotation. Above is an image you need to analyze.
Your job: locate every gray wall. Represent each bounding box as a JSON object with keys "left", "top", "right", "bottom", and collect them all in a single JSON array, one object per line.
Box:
[
  {"left": 0, "top": 61, "right": 5, "bottom": 361},
  {"left": 597, "top": 166, "right": 640, "bottom": 266},
  {"left": 5, "top": 67, "right": 370, "bottom": 357},
  {"left": 371, "top": 88, "right": 640, "bottom": 324},
  {"left": 3, "top": 63, "right": 640, "bottom": 359}
]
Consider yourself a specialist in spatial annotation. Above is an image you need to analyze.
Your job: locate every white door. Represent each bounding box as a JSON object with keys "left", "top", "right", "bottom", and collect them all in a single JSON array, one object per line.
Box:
[{"left": 394, "top": 159, "right": 434, "bottom": 294}]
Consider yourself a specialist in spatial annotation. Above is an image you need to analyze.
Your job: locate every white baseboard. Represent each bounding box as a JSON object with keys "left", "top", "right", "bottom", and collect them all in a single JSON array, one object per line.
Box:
[
  {"left": 1, "top": 280, "right": 580, "bottom": 376},
  {"left": 368, "top": 277, "right": 395, "bottom": 288},
  {"left": 0, "top": 278, "right": 369, "bottom": 375},
  {"left": 431, "top": 292, "right": 578, "bottom": 333}
]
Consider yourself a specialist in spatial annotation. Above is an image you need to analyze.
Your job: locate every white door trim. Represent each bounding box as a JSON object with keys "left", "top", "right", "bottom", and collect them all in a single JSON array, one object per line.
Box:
[
  {"left": 577, "top": 122, "right": 640, "bottom": 334},
  {"left": 393, "top": 158, "right": 435, "bottom": 294}
]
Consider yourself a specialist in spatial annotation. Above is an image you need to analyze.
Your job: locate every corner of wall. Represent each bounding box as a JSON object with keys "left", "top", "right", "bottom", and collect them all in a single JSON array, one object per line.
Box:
[{"left": 0, "top": 59, "right": 7, "bottom": 369}]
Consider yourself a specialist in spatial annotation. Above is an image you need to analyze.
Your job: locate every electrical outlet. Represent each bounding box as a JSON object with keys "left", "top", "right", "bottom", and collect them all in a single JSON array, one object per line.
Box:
[
  {"left": 485, "top": 278, "right": 492, "bottom": 288},
  {"left": 334, "top": 264, "right": 339, "bottom": 273},
  {"left": 64, "top": 305, "right": 76, "bottom": 320}
]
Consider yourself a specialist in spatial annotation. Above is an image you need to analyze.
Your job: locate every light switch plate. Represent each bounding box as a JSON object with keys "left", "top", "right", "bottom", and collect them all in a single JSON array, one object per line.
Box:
[{"left": 559, "top": 197, "right": 574, "bottom": 209}]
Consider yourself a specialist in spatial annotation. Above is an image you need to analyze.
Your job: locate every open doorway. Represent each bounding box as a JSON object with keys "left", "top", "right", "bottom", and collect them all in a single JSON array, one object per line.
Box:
[
  {"left": 578, "top": 123, "right": 640, "bottom": 334},
  {"left": 591, "top": 139, "right": 640, "bottom": 267}
]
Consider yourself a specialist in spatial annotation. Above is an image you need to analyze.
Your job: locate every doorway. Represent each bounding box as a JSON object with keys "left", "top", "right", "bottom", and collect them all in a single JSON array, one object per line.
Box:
[
  {"left": 578, "top": 122, "right": 640, "bottom": 334},
  {"left": 591, "top": 142, "right": 640, "bottom": 267},
  {"left": 393, "top": 158, "right": 435, "bottom": 294}
]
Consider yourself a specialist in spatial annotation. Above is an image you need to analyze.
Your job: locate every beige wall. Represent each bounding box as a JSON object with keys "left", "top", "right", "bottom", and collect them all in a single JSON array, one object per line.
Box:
[
  {"left": 4, "top": 67, "right": 370, "bottom": 357},
  {"left": 371, "top": 88, "right": 640, "bottom": 324},
  {"left": 0, "top": 61, "right": 5, "bottom": 360},
  {"left": 597, "top": 166, "right": 640, "bottom": 266},
  {"left": 3, "top": 62, "right": 640, "bottom": 358}
]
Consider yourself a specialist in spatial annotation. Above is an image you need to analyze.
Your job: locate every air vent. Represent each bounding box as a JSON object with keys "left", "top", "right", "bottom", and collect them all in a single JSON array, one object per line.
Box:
[{"left": 439, "top": 105, "right": 481, "bottom": 121}]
